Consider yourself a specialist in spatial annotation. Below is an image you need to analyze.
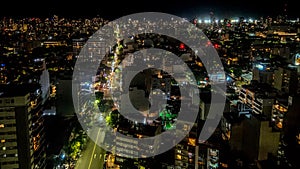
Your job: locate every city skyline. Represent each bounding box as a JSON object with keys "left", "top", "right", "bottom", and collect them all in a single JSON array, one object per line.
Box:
[
  {"left": 0, "top": 0, "right": 298, "bottom": 20},
  {"left": 0, "top": 1, "right": 300, "bottom": 169}
]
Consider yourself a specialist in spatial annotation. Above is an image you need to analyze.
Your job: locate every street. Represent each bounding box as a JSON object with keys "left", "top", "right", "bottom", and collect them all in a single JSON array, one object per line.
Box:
[{"left": 75, "top": 128, "right": 106, "bottom": 169}]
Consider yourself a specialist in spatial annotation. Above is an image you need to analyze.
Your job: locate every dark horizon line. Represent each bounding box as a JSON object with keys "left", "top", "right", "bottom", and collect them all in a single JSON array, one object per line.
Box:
[
  {"left": 0, "top": 8, "right": 298, "bottom": 21},
  {"left": 0, "top": 13, "right": 298, "bottom": 20}
]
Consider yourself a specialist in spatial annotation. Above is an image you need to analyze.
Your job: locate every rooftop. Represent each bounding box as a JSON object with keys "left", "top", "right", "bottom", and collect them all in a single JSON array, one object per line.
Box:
[
  {"left": 0, "top": 83, "right": 41, "bottom": 98},
  {"left": 242, "top": 82, "right": 277, "bottom": 96}
]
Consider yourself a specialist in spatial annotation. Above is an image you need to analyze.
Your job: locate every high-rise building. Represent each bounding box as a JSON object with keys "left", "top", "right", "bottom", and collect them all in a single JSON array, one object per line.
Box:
[
  {"left": 199, "top": 92, "right": 227, "bottom": 120},
  {"left": 283, "top": 95, "right": 300, "bottom": 166},
  {"left": 174, "top": 106, "right": 200, "bottom": 169},
  {"left": 273, "top": 67, "right": 298, "bottom": 95},
  {"left": 38, "top": 59, "right": 50, "bottom": 105},
  {"left": 252, "top": 67, "right": 274, "bottom": 85},
  {"left": 0, "top": 84, "right": 46, "bottom": 169},
  {"left": 239, "top": 83, "right": 276, "bottom": 119},
  {"left": 230, "top": 114, "right": 280, "bottom": 162},
  {"left": 271, "top": 98, "right": 288, "bottom": 131}
]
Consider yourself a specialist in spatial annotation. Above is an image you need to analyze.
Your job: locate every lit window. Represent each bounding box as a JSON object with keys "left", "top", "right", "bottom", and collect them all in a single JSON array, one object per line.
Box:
[
  {"left": 1, "top": 139, "right": 5, "bottom": 143},
  {"left": 296, "top": 134, "right": 300, "bottom": 145},
  {"left": 176, "top": 154, "right": 182, "bottom": 160},
  {"left": 276, "top": 122, "right": 283, "bottom": 129},
  {"left": 0, "top": 124, "right": 4, "bottom": 128},
  {"left": 30, "top": 101, "right": 37, "bottom": 107},
  {"left": 188, "top": 138, "right": 196, "bottom": 146}
]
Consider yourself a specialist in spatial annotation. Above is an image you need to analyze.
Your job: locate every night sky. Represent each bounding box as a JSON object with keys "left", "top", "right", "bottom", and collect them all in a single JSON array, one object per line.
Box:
[{"left": 0, "top": 0, "right": 298, "bottom": 20}]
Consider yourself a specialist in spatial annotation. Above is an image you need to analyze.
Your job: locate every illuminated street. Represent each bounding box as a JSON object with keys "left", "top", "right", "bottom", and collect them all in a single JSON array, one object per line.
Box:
[
  {"left": 0, "top": 1, "right": 300, "bottom": 168},
  {"left": 75, "top": 128, "right": 106, "bottom": 169}
]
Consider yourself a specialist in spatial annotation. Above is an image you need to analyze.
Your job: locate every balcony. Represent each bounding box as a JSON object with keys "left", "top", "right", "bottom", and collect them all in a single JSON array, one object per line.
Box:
[
  {"left": 273, "top": 104, "right": 287, "bottom": 113},
  {"left": 0, "top": 127, "right": 16, "bottom": 133}
]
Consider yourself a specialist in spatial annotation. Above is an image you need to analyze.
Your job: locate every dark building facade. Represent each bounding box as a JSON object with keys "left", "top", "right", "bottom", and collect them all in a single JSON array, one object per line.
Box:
[{"left": 0, "top": 84, "right": 46, "bottom": 169}]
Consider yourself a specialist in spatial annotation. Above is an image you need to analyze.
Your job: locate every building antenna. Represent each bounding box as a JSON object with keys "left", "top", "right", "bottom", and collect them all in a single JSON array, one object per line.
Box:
[{"left": 283, "top": 0, "right": 288, "bottom": 20}]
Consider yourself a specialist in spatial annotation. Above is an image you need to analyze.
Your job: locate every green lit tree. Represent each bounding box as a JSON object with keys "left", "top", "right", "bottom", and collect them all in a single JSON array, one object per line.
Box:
[
  {"left": 105, "top": 109, "right": 119, "bottom": 128},
  {"left": 159, "top": 109, "right": 177, "bottom": 130},
  {"left": 69, "top": 141, "right": 81, "bottom": 160}
]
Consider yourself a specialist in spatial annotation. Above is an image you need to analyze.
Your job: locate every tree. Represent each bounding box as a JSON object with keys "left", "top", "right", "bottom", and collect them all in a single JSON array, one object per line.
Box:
[
  {"left": 106, "top": 109, "right": 119, "bottom": 128},
  {"left": 69, "top": 141, "right": 81, "bottom": 160},
  {"left": 230, "top": 67, "right": 243, "bottom": 78},
  {"left": 159, "top": 109, "right": 177, "bottom": 130},
  {"left": 120, "top": 159, "right": 138, "bottom": 169}
]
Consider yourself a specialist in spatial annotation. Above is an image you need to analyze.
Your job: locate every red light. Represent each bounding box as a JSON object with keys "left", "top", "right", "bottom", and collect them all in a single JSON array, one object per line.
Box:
[
  {"left": 193, "top": 19, "right": 197, "bottom": 24},
  {"left": 206, "top": 41, "right": 212, "bottom": 47},
  {"left": 214, "top": 44, "right": 219, "bottom": 49},
  {"left": 179, "top": 43, "right": 185, "bottom": 50}
]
